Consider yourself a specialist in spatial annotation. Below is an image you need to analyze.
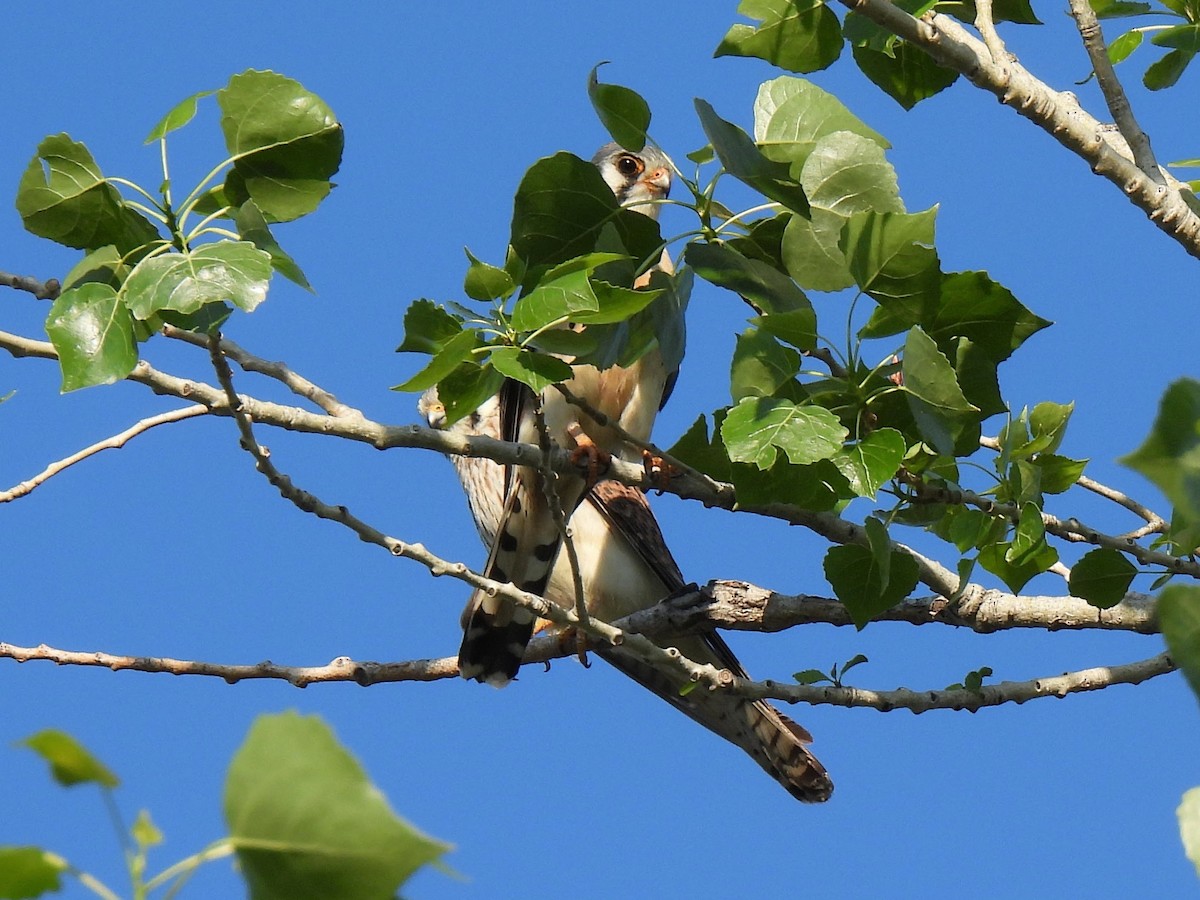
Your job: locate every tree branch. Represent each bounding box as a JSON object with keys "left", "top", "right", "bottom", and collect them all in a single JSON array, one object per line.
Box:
[
  {"left": 744, "top": 651, "right": 1175, "bottom": 713},
  {"left": 1066, "top": 0, "right": 1161, "bottom": 179},
  {"left": 0, "top": 270, "right": 60, "bottom": 300},
  {"left": 163, "top": 325, "right": 363, "bottom": 419},
  {"left": 625, "top": 579, "right": 1160, "bottom": 637},
  {"left": 0, "top": 405, "right": 210, "bottom": 504},
  {"left": 1, "top": 640, "right": 1170, "bottom": 714},
  {"left": 836, "top": 0, "right": 1200, "bottom": 259}
]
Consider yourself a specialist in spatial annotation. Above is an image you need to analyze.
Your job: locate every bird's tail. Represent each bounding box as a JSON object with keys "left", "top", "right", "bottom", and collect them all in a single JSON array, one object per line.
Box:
[{"left": 597, "top": 635, "right": 833, "bottom": 803}]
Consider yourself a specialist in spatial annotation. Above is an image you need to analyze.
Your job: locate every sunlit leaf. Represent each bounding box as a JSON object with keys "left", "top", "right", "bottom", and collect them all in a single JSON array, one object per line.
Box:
[
  {"left": 685, "top": 241, "right": 812, "bottom": 314},
  {"left": 16, "top": 134, "right": 160, "bottom": 254},
  {"left": 463, "top": 248, "right": 515, "bottom": 302},
  {"left": 124, "top": 242, "right": 272, "bottom": 319},
  {"left": 225, "top": 712, "right": 450, "bottom": 900},
  {"left": 393, "top": 328, "right": 479, "bottom": 392},
  {"left": 145, "top": 90, "right": 214, "bottom": 143},
  {"left": 721, "top": 396, "right": 846, "bottom": 469},
  {"left": 754, "top": 76, "right": 889, "bottom": 170},
  {"left": 587, "top": 63, "right": 650, "bottom": 151},
  {"left": 0, "top": 847, "right": 66, "bottom": 899},
  {"left": 18, "top": 730, "right": 119, "bottom": 788},
  {"left": 716, "top": 0, "right": 843, "bottom": 74},
  {"left": 694, "top": 99, "right": 810, "bottom": 214},
  {"left": 218, "top": 70, "right": 344, "bottom": 222},
  {"left": 490, "top": 347, "right": 573, "bottom": 393},
  {"left": 834, "top": 427, "right": 906, "bottom": 497},
  {"left": 45, "top": 283, "right": 137, "bottom": 392}
]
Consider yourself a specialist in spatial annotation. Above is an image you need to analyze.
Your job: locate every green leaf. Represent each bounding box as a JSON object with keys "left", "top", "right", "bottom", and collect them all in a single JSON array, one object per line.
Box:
[
  {"left": 463, "top": 248, "right": 515, "bottom": 302},
  {"left": 1120, "top": 378, "right": 1200, "bottom": 521},
  {"left": 728, "top": 212, "right": 791, "bottom": 270},
  {"left": 754, "top": 76, "right": 889, "bottom": 171},
  {"left": 132, "top": 809, "right": 163, "bottom": 850},
  {"left": 731, "top": 455, "right": 850, "bottom": 511},
  {"left": 45, "top": 283, "right": 138, "bottom": 392},
  {"left": 752, "top": 307, "right": 817, "bottom": 352},
  {"left": 225, "top": 712, "right": 450, "bottom": 900},
  {"left": 927, "top": 271, "right": 1051, "bottom": 363},
  {"left": 668, "top": 413, "right": 734, "bottom": 483},
  {"left": 1091, "top": 0, "right": 1155, "bottom": 18},
  {"left": 802, "top": 131, "right": 904, "bottom": 217},
  {"left": 715, "top": 0, "right": 843, "bottom": 74},
  {"left": 694, "top": 99, "right": 810, "bottom": 215},
  {"left": 235, "top": 201, "right": 312, "bottom": 291},
  {"left": 978, "top": 539, "right": 1058, "bottom": 593},
  {"left": 18, "top": 730, "right": 119, "bottom": 788},
  {"left": 16, "top": 134, "right": 160, "bottom": 254},
  {"left": 490, "top": 347, "right": 573, "bottom": 393},
  {"left": 902, "top": 326, "right": 980, "bottom": 455},
  {"left": 1068, "top": 548, "right": 1137, "bottom": 609},
  {"left": 1108, "top": 29, "right": 1144, "bottom": 65},
  {"left": 685, "top": 241, "right": 812, "bottom": 314},
  {"left": 793, "top": 669, "right": 831, "bottom": 685},
  {"left": 781, "top": 208, "right": 854, "bottom": 291},
  {"left": 144, "top": 90, "right": 214, "bottom": 143},
  {"left": 511, "top": 268, "right": 598, "bottom": 332},
  {"left": 852, "top": 43, "right": 960, "bottom": 110},
  {"left": 510, "top": 152, "right": 661, "bottom": 286},
  {"left": 721, "top": 396, "right": 847, "bottom": 469},
  {"left": 393, "top": 328, "right": 479, "bottom": 392},
  {"left": 1006, "top": 501, "right": 1047, "bottom": 565},
  {"left": 1144, "top": 47, "right": 1197, "bottom": 89},
  {"left": 587, "top": 64, "right": 651, "bottom": 151},
  {"left": 573, "top": 280, "right": 661, "bottom": 325},
  {"left": 124, "top": 242, "right": 273, "bottom": 319},
  {"left": 824, "top": 539, "right": 920, "bottom": 628},
  {"left": 940, "top": 0, "right": 1040, "bottom": 23},
  {"left": 1034, "top": 453, "right": 1088, "bottom": 494},
  {"left": 730, "top": 327, "right": 801, "bottom": 400},
  {"left": 834, "top": 428, "right": 906, "bottom": 497},
  {"left": 1159, "top": 585, "right": 1200, "bottom": 704},
  {"left": 396, "top": 301, "right": 464, "bottom": 355},
  {"left": 844, "top": 209, "right": 941, "bottom": 328},
  {"left": 62, "top": 245, "right": 128, "bottom": 292},
  {"left": 1179, "top": 786, "right": 1200, "bottom": 877},
  {"left": 0, "top": 847, "right": 66, "bottom": 899},
  {"left": 1151, "top": 23, "right": 1200, "bottom": 50},
  {"left": 218, "top": 70, "right": 344, "bottom": 222},
  {"left": 435, "top": 363, "right": 505, "bottom": 426}
]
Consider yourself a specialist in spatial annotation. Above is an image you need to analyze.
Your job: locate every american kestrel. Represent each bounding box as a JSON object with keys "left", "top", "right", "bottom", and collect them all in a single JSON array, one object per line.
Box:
[
  {"left": 444, "top": 143, "right": 678, "bottom": 687},
  {"left": 420, "top": 390, "right": 834, "bottom": 802}
]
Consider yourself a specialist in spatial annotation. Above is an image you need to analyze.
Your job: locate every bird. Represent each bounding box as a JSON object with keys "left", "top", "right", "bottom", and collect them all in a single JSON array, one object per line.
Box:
[
  {"left": 419, "top": 390, "right": 835, "bottom": 803},
  {"left": 444, "top": 142, "right": 679, "bottom": 687}
]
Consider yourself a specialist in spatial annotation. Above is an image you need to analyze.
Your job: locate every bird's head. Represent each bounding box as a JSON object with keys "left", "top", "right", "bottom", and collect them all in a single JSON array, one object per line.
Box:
[{"left": 592, "top": 142, "right": 672, "bottom": 220}]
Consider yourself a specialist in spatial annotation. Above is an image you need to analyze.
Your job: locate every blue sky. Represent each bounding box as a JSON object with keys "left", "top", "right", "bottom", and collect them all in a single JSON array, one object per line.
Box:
[{"left": 2, "top": 2, "right": 1198, "bottom": 897}]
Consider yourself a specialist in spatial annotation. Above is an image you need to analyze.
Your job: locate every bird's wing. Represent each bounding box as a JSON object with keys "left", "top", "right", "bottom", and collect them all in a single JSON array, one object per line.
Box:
[{"left": 586, "top": 481, "right": 833, "bottom": 802}]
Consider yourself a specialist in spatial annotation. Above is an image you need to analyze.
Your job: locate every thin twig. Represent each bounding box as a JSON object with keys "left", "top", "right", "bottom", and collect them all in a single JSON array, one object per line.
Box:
[
  {"left": 973, "top": 0, "right": 1009, "bottom": 67},
  {"left": 163, "top": 325, "right": 362, "bottom": 418},
  {"left": 1066, "top": 0, "right": 1162, "bottom": 180},
  {"left": 908, "top": 478, "right": 1200, "bottom": 578},
  {"left": 1, "top": 641, "right": 1171, "bottom": 713},
  {"left": 1077, "top": 474, "right": 1168, "bottom": 532},
  {"left": 0, "top": 405, "right": 209, "bottom": 503},
  {"left": 0, "top": 270, "right": 60, "bottom": 300},
  {"left": 744, "top": 651, "right": 1175, "bottom": 713}
]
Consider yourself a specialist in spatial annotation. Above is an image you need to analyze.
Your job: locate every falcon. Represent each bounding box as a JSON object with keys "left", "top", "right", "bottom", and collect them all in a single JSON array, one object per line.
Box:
[
  {"left": 446, "top": 143, "right": 677, "bottom": 687},
  {"left": 420, "top": 390, "right": 834, "bottom": 803}
]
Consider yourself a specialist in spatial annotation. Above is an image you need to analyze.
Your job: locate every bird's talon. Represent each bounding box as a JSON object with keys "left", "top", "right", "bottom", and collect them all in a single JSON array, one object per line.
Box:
[{"left": 642, "top": 450, "right": 679, "bottom": 492}]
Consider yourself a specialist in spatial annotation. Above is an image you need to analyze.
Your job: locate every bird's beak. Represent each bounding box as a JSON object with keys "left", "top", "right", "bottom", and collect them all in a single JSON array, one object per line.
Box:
[{"left": 640, "top": 166, "right": 671, "bottom": 199}]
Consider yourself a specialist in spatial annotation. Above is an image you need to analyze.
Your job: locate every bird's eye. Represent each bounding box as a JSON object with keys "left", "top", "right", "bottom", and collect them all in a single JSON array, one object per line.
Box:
[{"left": 616, "top": 154, "right": 643, "bottom": 177}]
